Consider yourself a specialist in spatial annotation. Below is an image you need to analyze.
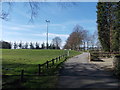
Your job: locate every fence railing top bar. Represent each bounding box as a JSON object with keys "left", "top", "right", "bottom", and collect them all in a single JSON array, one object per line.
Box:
[{"left": 39, "top": 53, "right": 67, "bottom": 66}]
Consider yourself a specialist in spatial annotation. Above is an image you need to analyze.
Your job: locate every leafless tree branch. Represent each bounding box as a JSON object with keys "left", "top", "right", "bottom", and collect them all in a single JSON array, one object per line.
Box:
[{"left": 1, "top": 1, "right": 77, "bottom": 22}]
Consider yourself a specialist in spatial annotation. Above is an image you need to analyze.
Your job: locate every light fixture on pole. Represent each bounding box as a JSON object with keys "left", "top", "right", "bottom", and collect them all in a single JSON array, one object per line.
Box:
[{"left": 45, "top": 20, "right": 50, "bottom": 49}]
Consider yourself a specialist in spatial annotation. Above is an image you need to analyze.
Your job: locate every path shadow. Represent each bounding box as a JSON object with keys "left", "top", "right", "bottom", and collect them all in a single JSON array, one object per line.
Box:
[
  {"left": 57, "top": 63, "right": 119, "bottom": 88},
  {"left": 91, "top": 59, "right": 104, "bottom": 62}
]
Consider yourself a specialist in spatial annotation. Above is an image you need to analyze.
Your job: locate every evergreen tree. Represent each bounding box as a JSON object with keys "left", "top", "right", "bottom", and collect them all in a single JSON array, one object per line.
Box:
[
  {"left": 41, "top": 42, "right": 45, "bottom": 49},
  {"left": 19, "top": 41, "right": 22, "bottom": 49},
  {"left": 97, "top": 2, "right": 120, "bottom": 52},
  {"left": 35, "top": 42, "right": 39, "bottom": 49},
  {"left": 111, "top": 2, "right": 120, "bottom": 51},
  {"left": 14, "top": 42, "right": 17, "bottom": 49},
  {"left": 25, "top": 42, "right": 28, "bottom": 49},
  {"left": 30, "top": 42, "right": 34, "bottom": 49},
  {"left": 97, "top": 2, "right": 110, "bottom": 51}
]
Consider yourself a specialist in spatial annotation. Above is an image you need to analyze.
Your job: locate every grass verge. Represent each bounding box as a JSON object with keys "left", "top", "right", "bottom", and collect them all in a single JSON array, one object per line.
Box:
[{"left": 2, "top": 49, "right": 80, "bottom": 89}]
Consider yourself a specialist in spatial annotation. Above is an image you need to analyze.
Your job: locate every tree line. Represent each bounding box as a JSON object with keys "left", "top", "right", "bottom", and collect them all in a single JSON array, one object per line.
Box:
[
  {"left": 97, "top": 2, "right": 120, "bottom": 52},
  {"left": 0, "top": 37, "right": 62, "bottom": 49}
]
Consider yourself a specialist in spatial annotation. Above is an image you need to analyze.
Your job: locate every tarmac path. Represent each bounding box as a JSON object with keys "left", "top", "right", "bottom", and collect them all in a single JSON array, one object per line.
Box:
[{"left": 57, "top": 52, "right": 119, "bottom": 88}]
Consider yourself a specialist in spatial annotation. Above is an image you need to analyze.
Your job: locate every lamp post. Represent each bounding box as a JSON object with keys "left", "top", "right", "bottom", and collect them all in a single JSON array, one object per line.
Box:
[{"left": 45, "top": 20, "right": 50, "bottom": 49}]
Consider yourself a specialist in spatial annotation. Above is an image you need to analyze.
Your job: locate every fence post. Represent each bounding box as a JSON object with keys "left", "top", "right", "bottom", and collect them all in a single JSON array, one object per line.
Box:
[
  {"left": 65, "top": 54, "right": 67, "bottom": 59},
  {"left": 52, "top": 59, "right": 54, "bottom": 65},
  {"left": 58, "top": 56, "right": 60, "bottom": 61},
  {"left": 46, "top": 61, "right": 49, "bottom": 68},
  {"left": 56, "top": 57, "right": 58, "bottom": 62},
  {"left": 38, "top": 64, "right": 41, "bottom": 75},
  {"left": 59, "top": 56, "right": 60, "bottom": 61},
  {"left": 21, "top": 70, "right": 24, "bottom": 82}
]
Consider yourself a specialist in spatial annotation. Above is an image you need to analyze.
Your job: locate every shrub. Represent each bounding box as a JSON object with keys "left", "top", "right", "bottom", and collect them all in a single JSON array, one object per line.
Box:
[{"left": 113, "top": 55, "right": 120, "bottom": 78}]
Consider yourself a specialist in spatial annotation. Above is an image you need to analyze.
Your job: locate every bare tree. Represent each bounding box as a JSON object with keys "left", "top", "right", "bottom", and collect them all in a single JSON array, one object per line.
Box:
[
  {"left": 64, "top": 25, "right": 88, "bottom": 51},
  {"left": 1, "top": 2, "right": 77, "bottom": 22},
  {"left": 52, "top": 37, "right": 62, "bottom": 49}
]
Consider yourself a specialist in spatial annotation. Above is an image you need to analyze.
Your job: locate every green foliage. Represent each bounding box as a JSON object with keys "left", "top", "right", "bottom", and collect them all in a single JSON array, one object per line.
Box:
[
  {"left": 18, "top": 42, "right": 22, "bottom": 49},
  {"left": 113, "top": 55, "right": 120, "bottom": 78},
  {"left": 29, "top": 42, "right": 34, "bottom": 49},
  {"left": 14, "top": 42, "right": 17, "bottom": 49},
  {"left": 97, "top": 2, "right": 120, "bottom": 52},
  {"left": 0, "top": 41, "right": 11, "bottom": 49},
  {"left": 24, "top": 42, "right": 28, "bottom": 49},
  {"left": 97, "top": 2, "right": 110, "bottom": 51},
  {"left": 35, "top": 42, "right": 40, "bottom": 49}
]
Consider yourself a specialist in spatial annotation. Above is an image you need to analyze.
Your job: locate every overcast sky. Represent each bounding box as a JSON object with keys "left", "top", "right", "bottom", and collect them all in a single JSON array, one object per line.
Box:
[{"left": 2, "top": 2, "right": 97, "bottom": 47}]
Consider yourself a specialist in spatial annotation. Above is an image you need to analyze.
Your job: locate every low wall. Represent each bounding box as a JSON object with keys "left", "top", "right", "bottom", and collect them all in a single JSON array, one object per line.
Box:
[{"left": 113, "top": 55, "right": 120, "bottom": 78}]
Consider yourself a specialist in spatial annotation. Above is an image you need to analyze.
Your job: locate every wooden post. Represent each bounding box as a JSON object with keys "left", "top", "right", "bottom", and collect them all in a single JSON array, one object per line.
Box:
[
  {"left": 46, "top": 61, "right": 49, "bottom": 68},
  {"left": 58, "top": 56, "right": 60, "bottom": 61},
  {"left": 60, "top": 55, "right": 62, "bottom": 58},
  {"left": 38, "top": 64, "right": 41, "bottom": 75},
  {"left": 21, "top": 70, "right": 24, "bottom": 82},
  {"left": 56, "top": 57, "right": 58, "bottom": 62},
  {"left": 52, "top": 59, "right": 54, "bottom": 65},
  {"left": 59, "top": 56, "right": 61, "bottom": 60}
]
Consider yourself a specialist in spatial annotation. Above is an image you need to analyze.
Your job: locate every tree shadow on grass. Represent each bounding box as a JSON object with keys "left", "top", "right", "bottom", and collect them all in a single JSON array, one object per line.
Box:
[{"left": 2, "top": 62, "right": 59, "bottom": 89}]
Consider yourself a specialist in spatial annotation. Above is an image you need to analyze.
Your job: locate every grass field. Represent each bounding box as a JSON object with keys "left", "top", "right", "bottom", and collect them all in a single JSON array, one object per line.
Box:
[{"left": 2, "top": 49, "right": 81, "bottom": 88}]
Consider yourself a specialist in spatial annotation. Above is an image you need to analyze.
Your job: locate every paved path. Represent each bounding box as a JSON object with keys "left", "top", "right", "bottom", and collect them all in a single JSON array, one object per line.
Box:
[{"left": 57, "top": 52, "right": 119, "bottom": 88}]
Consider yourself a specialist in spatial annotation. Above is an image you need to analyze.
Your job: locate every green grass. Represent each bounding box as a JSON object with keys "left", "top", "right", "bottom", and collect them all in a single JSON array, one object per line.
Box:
[
  {"left": 2, "top": 49, "right": 80, "bottom": 88},
  {"left": 2, "top": 49, "right": 66, "bottom": 75},
  {"left": 3, "top": 49, "right": 66, "bottom": 64}
]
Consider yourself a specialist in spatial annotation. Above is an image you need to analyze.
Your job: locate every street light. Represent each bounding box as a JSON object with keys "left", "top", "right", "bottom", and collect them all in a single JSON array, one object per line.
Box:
[{"left": 45, "top": 20, "right": 50, "bottom": 49}]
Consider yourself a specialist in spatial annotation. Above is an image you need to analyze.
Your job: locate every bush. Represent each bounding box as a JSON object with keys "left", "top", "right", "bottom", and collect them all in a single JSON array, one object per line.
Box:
[
  {"left": 0, "top": 41, "right": 11, "bottom": 49},
  {"left": 113, "top": 55, "right": 120, "bottom": 78}
]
